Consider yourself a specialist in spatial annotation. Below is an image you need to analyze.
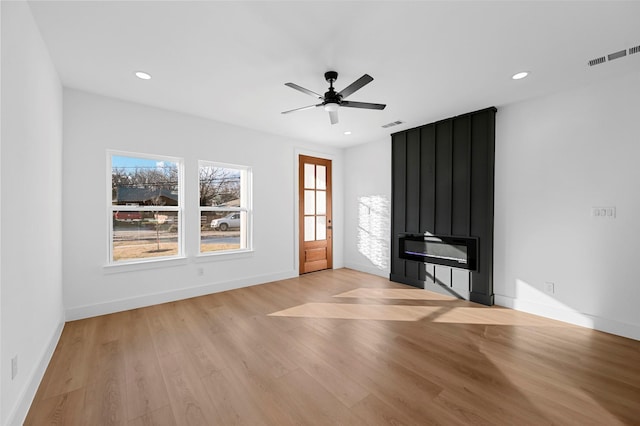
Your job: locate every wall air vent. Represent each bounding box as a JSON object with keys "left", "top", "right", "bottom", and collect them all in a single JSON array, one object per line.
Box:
[
  {"left": 608, "top": 49, "right": 627, "bottom": 61},
  {"left": 382, "top": 120, "right": 404, "bottom": 128},
  {"left": 630, "top": 45, "right": 640, "bottom": 55},
  {"left": 588, "top": 56, "right": 606, "bottom": 67}
]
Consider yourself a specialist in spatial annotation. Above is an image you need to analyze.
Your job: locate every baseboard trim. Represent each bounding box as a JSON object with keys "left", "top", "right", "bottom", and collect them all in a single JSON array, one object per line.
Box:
[
  {"left": 495, "top": 294, "right": 640, "bottom": 341},
  {"left": 7, "top": 319, "right": 65, "bottom": 426},
  {"left": 65, "top": 269, "right": 298, "bottom": 320},
  {"left": 343, "top": 262, "right": 389, "bottom": 278}
]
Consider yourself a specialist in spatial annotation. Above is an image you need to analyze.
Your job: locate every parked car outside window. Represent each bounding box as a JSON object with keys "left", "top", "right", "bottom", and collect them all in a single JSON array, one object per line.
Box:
[{"left": 211, "top": 213, "right": 240, "bottom": 231}]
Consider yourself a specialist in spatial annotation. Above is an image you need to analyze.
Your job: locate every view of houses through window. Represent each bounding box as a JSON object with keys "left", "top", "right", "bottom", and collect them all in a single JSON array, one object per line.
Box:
[
  {"left": 109, "top": 153, "right": 251, "bottom": 264},
  {"left": 110, "top": 153, "right": 182, "bottom": 263}
]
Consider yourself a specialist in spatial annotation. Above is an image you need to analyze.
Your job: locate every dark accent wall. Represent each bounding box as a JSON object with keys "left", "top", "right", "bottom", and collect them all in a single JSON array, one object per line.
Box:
[{"left": 390, "top": 107, "right": 496, "bottom": 305}]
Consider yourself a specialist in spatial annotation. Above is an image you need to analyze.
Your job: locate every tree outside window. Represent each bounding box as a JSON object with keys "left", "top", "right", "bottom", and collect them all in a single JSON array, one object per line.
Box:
[
  {"left": 110, "top": 153, "right": 183, "bottom": 263},
  {"left": 199, "top": 161, "right": 252, "bottom": 254}
]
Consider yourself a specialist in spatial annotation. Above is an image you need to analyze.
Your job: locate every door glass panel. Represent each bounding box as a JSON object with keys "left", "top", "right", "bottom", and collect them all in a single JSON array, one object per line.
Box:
[
  {"left": 304, "top": 163, "right": 315, "bottom": 189},
  {"left": 316, "top": 191, "right": 326, "bottom": 215},
  {"left": 304, "top": 216, "right": 315, "bottom": 241},
  {"left": 316, "top": 216, "right": 326, "bottom": 241},
  {"left": 316, "top": 165, "right": 326, "bottom": 190},
  {"left": 304, "top": 190, "right": 315, "bottom": 215}
]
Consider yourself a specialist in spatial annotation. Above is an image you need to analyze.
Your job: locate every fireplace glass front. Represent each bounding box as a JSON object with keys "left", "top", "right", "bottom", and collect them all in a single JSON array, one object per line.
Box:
[{"left": 399, "top": 234, "right": 477, "bottom": 271}]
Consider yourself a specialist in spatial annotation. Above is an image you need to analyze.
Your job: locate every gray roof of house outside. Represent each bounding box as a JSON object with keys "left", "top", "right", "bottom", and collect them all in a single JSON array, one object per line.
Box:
[{"left": 116, "top": 187, "right": 178, "bottom": 204}]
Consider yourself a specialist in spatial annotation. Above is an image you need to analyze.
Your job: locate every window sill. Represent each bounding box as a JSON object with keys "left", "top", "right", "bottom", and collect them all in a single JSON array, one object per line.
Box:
[
  {"left": 195, "top": 248, "right": 254, "bottom": 262},
  {"left": 103, "top": 256, "right": 188, "bottom": 274}
]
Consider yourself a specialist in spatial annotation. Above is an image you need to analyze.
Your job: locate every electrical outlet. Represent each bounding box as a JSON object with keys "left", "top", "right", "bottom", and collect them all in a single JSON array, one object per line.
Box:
[
  {"left": 197, "top": 267, "right": 204, "bottom": 276},
  {"left": 544, "top": 282, "right": 555, "bottom": 294},
  {"left": 11, "top": 356, "right": 18, "bottom": 380}
]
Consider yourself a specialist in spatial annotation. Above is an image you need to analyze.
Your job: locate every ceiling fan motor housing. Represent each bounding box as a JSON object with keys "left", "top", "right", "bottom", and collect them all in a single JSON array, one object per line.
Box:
[
  {"left": 324, "top": 89, "right": 341, "bottom": 105},
  {"left": 324, "top": 71, "right": 338, "bottom": 83},
  {"left": 324, "top": 71, "right": 341, "bottom": 106}
]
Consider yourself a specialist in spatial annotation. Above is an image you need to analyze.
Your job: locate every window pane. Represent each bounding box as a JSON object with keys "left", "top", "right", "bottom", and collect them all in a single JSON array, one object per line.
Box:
[
  {"left": 304, "top": 163, "right": 315, "bottom": 189},
  {"left": 198, "top": 161, "right": 252, "bottom": 256},
  {"left": 316, "top": 165, "right": 326, "bottom": 190},
  {"left": 201, "top": 210, "right": 243, "bottom": 253},
  {"left": 199, "top": 165, "right": 241, "bottom": 207},
  {"left": 112, "top": 155, "right": 179, "bottom": 206},
  {"left": 316, "top": 216, "right": 326, "bottom": 240},
  {"left": 304, "top": 216, "right": 315, "bottom": 241},
  {"left": 304, "top": 190, "right": 315, "bottom": 215},
  {"left": 112, "top": 210, "right": 179, "bottom": 262},
  {"left": 316, "top": 191, "right": 326, "bottom": 215}
]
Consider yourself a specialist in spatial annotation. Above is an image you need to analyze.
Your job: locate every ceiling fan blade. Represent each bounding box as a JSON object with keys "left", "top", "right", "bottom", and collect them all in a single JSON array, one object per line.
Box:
[
  {"left": 281, "top": 104, "right": 323, "bottom": 114},
  {"left": 341, "top": 100, "right": 386, "bottom": 110},
  {"left": 285, "top": 82, "right": 323, "bottom": 99},
  {"left": 338, "top": 74, "right": 373, "bottom": 99},
  {"left": 329, "top": 110, "right": 339, "bottom": 125}
]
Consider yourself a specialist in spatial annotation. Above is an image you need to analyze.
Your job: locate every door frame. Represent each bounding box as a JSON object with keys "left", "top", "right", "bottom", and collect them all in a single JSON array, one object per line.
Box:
[{"left": 294, "top": 150, "right": 335, "bottom": 275}]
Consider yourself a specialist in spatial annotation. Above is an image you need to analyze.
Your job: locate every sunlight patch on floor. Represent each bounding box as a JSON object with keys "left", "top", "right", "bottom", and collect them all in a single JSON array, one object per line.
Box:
[
  {"left": 269, "top": 303, "right": 442, "bottom": 321},
  {"left": 335, "top": 288, "right": 456, "bottom": 301},
  {"left": 269, "top": 302, "right": 573, "bottom": 325},
  {"left": 432, "top": 307, "right": 571, "bottom": 326}
]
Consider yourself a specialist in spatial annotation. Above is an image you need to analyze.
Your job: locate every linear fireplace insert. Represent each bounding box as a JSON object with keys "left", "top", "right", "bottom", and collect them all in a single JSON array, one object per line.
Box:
[{"left": 399, "top": 234, "right": 478, "bottom": 271}]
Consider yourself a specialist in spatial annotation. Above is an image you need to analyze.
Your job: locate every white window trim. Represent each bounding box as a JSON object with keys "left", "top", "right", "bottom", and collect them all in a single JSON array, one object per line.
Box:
[
  {"left": 106, "top": 150, "right": 185, "bottom": 266},
  {"left": 198, "top": 160, "right": 253, "bottom": 257}
]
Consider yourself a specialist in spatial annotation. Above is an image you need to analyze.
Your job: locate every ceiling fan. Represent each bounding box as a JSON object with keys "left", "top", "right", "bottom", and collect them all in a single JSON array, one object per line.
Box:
[{"left": 282, "top": 71, "right": 386, "bottom": 125}]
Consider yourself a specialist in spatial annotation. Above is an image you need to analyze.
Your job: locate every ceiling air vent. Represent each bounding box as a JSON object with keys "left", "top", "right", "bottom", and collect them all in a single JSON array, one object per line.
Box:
[
  {"left": 588, "top": 56, "right": 606, "bottom": 67},
  {"left": 382, "top": 120, "right": 404, "bottom": 129},
  {"left": 588, "top": 43, "right": 640, "bottom": 67},
  {"left": 608, "top": 49, "right": 627, "bottom": 61}
]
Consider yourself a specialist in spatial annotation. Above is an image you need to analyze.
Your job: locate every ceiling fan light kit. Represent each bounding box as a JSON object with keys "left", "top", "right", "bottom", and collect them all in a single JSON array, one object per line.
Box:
[
  {"left": 324, "top": 103, "right": 339, "bottom": 112},
  {"left": 282, "top": 71, "right": 386, "bottom": 125}
]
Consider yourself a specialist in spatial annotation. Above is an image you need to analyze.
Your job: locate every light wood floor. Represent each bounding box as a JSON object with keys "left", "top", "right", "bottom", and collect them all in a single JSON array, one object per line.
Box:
[{"left": 25, "top": 268, "right": 640, "bottom": 425}]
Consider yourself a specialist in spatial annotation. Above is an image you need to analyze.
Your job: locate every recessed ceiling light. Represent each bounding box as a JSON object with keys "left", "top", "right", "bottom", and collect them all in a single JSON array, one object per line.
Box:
[
  {"left": 512, "top": 71, "right": 529, "bottom": 80},
  {"left": 135, "top": 71, "right": 152, "bottom": 80},
  {"left": 344, "top": 131, "right": 352, "bottom": 135}
]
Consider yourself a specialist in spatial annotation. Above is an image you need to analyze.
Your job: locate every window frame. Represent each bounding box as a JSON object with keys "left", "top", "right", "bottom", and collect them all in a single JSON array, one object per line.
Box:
[
  {"left": 198, "top": 160, "right": 253, "bottom": 256},
  {"left": 107, "top": 150, "right": 185, "bottom": 265}
]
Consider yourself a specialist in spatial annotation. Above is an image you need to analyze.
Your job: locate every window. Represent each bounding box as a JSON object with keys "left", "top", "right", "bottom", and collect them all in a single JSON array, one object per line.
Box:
[
  {"left": 199, "top": 161, "right": 252, "bottom": 254},
  {"left": 109, "top": 152, "right": 183, "bottom": 263}
]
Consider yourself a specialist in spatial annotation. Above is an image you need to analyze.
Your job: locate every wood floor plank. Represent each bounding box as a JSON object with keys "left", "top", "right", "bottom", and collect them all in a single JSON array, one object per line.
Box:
[
  {"left": 127, "top": 405, "right": 177, "bottom": 426},
  {"left": 24, "top": 268, "right": 640, "bottom": 425},
  {"left": 39, "top": 319, "right": 98, "bottom": 399},
  {"left": 83, "top": 340, "right": 128, "bottom": 425},
  {"left": 24, "top": 388, "right": 86, "bottom": 426},
  {"left": 145, "top": 302, "right": 191, "bottom": 357},
  {"left": 266, "top": 368, "right": 368, "bottom": 426},
  {"left": 243, "top": 313, "right": 370, "bottom": 408},
  {"left": 208, "top": 346, "right": 300, "bottom": 425},
  {"left": 350, "top": 393, "right": 417, "bottom": 426},
  {"left": 121, "top": 309, "right": 172, "bottom": 421},
  {"left": 156, "top": 350, "right": 220, "bottom": 425},
  {"left": 200, "top": 368, "right": 269, "bottom": 426}
]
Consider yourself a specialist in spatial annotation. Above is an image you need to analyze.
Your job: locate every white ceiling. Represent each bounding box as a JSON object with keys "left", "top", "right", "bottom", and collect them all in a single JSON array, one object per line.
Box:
[{"left": 28, "top": 1, "right": 640, "bottom": 148}]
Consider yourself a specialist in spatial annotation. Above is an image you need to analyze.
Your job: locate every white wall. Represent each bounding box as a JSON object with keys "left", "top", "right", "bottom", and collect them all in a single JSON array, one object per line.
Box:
[
  {"left": 344, "top": 72, "right": 640, "bottom": 340},
  {"left": 494, "top": 72, "right": 640, "bottom": 340},
  {"left": 343, "top": 138, "right": 391, "bottom": 277},
  {"left": 1, "top": 2, "right": 65, "bottom": 425},
  {"left": 63, "top": 89, "right": 343, "bottom": 319}
]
